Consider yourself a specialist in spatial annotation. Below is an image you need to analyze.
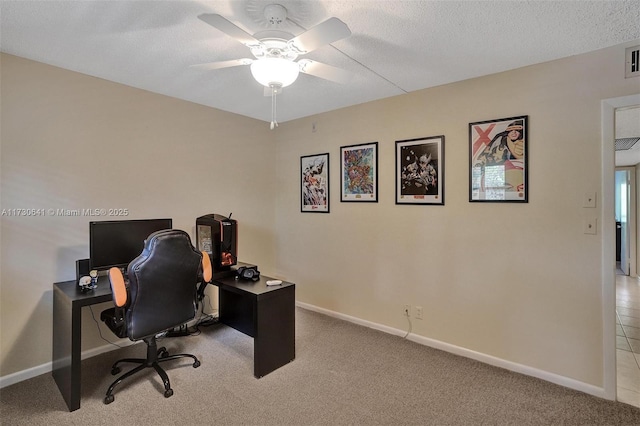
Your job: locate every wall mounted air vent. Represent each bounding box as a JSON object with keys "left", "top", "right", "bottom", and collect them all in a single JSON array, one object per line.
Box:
[
  {"left": 615, "top": 137, "right": 640, "bottom": 151},
  {"left": 626, "top": 46, "right": 639, "bottom": 78}
]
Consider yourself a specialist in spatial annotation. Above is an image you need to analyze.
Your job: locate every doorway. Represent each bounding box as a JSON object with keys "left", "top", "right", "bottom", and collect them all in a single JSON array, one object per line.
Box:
[
  {"left": 601, "top": 94, "right": 640, "bottom": 402},
  {"left": 614, "top": 164, "right": 640, "bottom": 407},
  {"left": 605, "top": 97, "right": 640, "bottom": 406},
  {"left": 615, "top": 167, "right": 634, "bottom": 276}
]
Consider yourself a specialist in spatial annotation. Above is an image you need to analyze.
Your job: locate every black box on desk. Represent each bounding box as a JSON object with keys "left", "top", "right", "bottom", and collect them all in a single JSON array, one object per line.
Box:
[{"left": 75, "top": 259, "right": 90, "bottom": 285}]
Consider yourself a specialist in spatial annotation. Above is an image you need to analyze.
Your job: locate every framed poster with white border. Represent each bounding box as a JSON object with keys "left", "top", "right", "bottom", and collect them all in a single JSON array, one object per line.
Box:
[
  {"left": 469, "top": 115, "right": 528, "bottom": 202},
  {"left": 340, "top": 142, "right": 378, "bottom": 202},
  {"left": 301, "top": 152, "right": 330, "bottom": 213},
  {"left": 395, "top": 135, "right": 445, "bottom": 205}
]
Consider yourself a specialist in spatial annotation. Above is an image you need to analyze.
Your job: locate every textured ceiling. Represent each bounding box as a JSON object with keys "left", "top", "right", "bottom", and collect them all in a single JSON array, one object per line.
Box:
[{"left": 1, "top": 0, "right": 640, "bottom": 125}]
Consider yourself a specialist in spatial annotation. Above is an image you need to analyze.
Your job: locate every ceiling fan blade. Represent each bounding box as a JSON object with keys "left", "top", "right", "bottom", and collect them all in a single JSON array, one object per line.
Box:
[
  {"left": 287, "top": 17, "right": 351, "bottom": 54},
  {"left": 298, "top": 59, "right": 352, "bottom": 84},
  {"left": 190, "top": 59, "right": 253, "bottom": 71},
  {"left": 198, "top": 13, "right": 262, "bottom": 48}
]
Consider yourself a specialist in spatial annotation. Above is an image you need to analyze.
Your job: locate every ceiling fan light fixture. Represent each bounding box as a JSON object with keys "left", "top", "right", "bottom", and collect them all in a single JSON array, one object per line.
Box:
[{"left": 250, "top": 58, "right": 299, "bottom": 88}]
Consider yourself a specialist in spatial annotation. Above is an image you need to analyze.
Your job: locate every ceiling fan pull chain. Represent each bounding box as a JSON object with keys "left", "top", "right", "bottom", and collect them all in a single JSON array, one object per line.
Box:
[{"left": 270, "top": 84, "right": 279, "bottom": 130}]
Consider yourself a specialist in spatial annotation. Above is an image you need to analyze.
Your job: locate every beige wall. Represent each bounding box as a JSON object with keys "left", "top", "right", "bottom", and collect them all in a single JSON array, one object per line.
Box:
[
  {"left": 0, "top": 54, "right": 276, "bottom": 376},
  {"left": 2, "top": 39, "right": 640, "bottom": 391},
  {"left": 274, "top": 40, "right": 640, "bottom": 388}
]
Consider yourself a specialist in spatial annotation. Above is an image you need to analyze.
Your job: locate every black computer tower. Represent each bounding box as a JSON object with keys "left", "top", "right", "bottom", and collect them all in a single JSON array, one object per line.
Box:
[{"left": 196, "top": 214, "right": 238, "bottom": 271}]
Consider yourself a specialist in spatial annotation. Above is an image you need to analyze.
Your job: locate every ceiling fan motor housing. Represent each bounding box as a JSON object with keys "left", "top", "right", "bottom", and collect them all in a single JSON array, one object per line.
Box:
[{"left": 251, "top": 37, "right": 298, "bottom": 61}]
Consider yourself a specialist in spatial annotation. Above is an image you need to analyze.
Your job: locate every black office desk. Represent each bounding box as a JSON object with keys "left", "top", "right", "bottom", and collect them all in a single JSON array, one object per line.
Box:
[
  {"left": 52, "top": 271, "right": 295, "bottom": 411},
  {"left": 211, "top": 275, "right": 295, "bottom": 378}
]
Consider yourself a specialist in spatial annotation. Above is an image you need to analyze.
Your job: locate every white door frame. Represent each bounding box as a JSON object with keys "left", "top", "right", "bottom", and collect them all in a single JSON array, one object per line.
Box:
[{"left": 601, "top": 93, "right": 640, "bottom": 400}]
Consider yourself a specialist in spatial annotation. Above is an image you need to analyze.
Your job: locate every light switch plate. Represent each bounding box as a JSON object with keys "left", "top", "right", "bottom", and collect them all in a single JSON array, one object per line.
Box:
[
  {"left": 583, "top": 218, "right": 597, "bottom": 234},
  {"left": 583, "top": 192, "right": 596, "bottom": 208}
]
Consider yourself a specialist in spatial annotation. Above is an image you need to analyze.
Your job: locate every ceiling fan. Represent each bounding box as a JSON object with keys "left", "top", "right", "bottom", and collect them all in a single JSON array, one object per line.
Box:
[{"left": 193, "top": 4, "right": 352, "bottom": 129}]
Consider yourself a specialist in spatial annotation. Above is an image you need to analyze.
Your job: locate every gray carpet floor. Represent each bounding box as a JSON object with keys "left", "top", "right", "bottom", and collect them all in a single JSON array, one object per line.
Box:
[{"left": 1, "top": 307, "right": 640, "bottom": 425}]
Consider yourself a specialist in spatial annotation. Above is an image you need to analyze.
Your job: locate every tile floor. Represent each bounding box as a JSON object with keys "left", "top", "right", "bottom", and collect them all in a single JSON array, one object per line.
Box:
[{"left": 616, "top": 273, "right": 640, "bottom": 407}]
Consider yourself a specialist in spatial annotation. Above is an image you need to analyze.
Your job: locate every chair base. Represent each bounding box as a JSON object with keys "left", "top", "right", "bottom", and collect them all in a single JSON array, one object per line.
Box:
[{"left": 104, "top": 337, "right": 200, "bottom": 404}]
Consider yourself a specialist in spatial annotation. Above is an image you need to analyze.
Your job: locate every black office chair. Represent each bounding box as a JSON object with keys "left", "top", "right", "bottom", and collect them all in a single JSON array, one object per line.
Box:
[{"left": 100, "top": 229, "right": 212, "bottom": 404}]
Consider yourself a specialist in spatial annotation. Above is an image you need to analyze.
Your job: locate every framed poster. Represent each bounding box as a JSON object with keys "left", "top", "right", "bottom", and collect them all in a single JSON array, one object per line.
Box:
[
  {"left": 301, "top": 153, "right": 330, "bottom": 213},
  {"left": 469, "top": 115, "right": 528, "bottom": 202},
  {"left": 395, "top": 135, "right": 445, "bottom": 205},
  {"left": 340, "top": 142, "right": 378, "bottom": 202}
]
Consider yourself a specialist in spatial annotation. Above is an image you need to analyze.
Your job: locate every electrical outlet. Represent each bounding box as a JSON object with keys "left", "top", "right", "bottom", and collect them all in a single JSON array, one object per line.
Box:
[
  {"left": 415, "top": 306, "right": 423, "bottom": 320},
  {"left": 403, "top": 304, "right": 411, "bottom": 317}
]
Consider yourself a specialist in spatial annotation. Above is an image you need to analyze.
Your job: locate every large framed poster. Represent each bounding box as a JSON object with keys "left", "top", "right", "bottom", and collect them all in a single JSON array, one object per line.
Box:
[
  {"left": 395, "top": 135, "right": 445, "bottom": 205},
  {"left": 469, "top": 115, "right": 528, "bottom": 202},
  {"left": 340, "top": 142, "right": 378, "bottom": 202}
]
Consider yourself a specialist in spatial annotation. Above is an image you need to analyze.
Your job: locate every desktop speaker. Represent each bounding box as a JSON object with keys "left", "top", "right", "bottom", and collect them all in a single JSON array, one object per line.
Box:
[{"left": 76, "top": 258, "right": 90, "bottom": 285}]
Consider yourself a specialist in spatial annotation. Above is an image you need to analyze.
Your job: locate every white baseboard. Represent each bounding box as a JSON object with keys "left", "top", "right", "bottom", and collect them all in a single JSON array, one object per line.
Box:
[
  {"left": 0, "top": 340, "right": 137, "bottom": 389},
  {"left": 295, "top": 301, "right": 608, "bottom": 400}
]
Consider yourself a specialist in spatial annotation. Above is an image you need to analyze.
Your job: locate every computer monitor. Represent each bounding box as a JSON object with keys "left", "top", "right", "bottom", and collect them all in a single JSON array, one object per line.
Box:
[{"left": 89, "top": 218, "right": 172, "bottom": 271}]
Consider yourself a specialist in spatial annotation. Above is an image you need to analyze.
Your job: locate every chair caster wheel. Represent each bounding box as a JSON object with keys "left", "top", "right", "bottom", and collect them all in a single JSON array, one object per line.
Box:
[
  {"left": 159, "top": 349, "right": 168, "bottom": 358},
  {"left": 104, "top": 394, "right": 114, "bottom": 404},
  {"left": 164, "top": 388, "right": 174, "bottom": 398},
  {"left": 193, "top": 360, "right": 201, "bottom": 368},
  {"left": 111, "top": 367, "right": 121, "bottom": 375}
]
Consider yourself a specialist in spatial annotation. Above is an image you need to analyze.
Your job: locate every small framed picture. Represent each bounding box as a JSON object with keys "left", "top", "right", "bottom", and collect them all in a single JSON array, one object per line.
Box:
[
  {"left": 340, "top": 142, "right": 378, "bottom": 202},
  {"left": 395, "top": 135, "right": 445, "bottom": 205},
  {"left": 469, "top": 115, "right": 528, "bottom": 202},
  {"left": 301, "top": 153, "right": 330, "bottom": 213}
]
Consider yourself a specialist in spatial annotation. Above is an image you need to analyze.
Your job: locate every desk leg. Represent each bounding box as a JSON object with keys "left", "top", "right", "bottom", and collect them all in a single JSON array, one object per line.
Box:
[
  {"left": 52, "top": 287, "right": 82, "bottom": 411},
  {"left": 254, "top": 286, "right": 295, "bottom": 378}
]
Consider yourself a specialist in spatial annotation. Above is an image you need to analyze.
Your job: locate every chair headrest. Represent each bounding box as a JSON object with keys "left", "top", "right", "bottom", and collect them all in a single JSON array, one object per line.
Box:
[{"left": 143, "top": 229, "right": 191, "bottom": 250}]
